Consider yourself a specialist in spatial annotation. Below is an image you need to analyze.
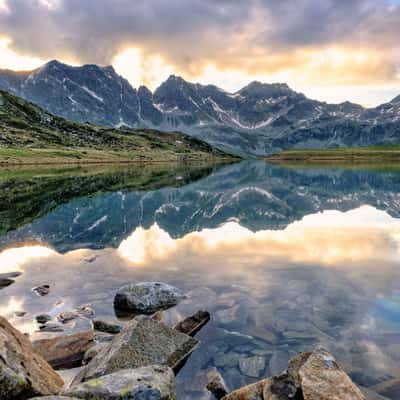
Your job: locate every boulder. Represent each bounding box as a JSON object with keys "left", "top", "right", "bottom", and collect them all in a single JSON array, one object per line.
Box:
[
  {"left": 32, "top": 330, "right": 95, "bottom": 369},
  {"left": 297, "top": 348, "right": 365, "bottom": 400},
  {"left": 0, "top": 316, "right": 63, "bottom": 399},
  {"left": 113, "top": 282, "right": 186, "bottom": 313},
  {"left": 64, "top": 366, "right": 176, "bottom": 400},
  {"left": 72, "top": 317, "right": 198, "bottom": 384},
  {"left": 174, "top": 310, "right": 210, "bottom": 336},
  {"left": 221, "top": 379, "right": 269, "bottom": 400},
  {"left": 206, "top": 367, "right": 229, "bottom": 399}
]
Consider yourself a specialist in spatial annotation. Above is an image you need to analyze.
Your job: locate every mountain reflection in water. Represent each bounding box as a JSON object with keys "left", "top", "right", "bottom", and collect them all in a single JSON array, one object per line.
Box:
[{"left": 1, "top": 161, "right": 400, "bottom": 399}]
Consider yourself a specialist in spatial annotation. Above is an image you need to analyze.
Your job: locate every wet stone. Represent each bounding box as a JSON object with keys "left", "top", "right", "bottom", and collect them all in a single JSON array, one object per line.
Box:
[
  {"left": 33, "top": 284, "right": 51, "bottom": 296},
  {"left": 36, "top": 314, "right": 52, "bottom": 324}
]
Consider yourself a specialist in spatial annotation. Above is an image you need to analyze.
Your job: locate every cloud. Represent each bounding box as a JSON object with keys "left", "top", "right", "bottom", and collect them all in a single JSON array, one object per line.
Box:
[{"left": 0, "top": 0, "right": 399, "bottom": 102}]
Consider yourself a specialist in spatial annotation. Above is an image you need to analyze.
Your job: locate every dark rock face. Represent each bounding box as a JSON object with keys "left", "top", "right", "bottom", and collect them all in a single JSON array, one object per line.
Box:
[
  {"left": 1, "top": 60, "right": 399, "bottom": 156},
  {"left": 0, "top": 316, "right": 64, "bottom": 399}
]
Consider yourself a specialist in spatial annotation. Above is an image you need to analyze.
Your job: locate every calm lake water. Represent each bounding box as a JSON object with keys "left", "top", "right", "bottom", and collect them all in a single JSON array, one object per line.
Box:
[{"left": 1, "top": 161, "right": 400, "bottom": 399}]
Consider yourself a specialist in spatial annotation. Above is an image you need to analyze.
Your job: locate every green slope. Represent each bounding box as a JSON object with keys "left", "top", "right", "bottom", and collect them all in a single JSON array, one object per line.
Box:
[{"left": 0, "top": 90, "right": 235, "bottom": 164}]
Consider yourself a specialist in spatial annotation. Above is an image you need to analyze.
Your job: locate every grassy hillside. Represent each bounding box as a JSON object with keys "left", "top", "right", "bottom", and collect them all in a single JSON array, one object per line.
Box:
[
  {"left": 0, "top": 90, "right": 235, "bottom": 164},
  {"left": 268, "top": 145, "right": 400, "bottom": 163}
]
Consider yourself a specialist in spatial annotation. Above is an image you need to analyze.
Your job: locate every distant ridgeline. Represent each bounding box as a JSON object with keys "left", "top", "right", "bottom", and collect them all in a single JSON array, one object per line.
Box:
[{"left": 1, "top": 60, "right": 400, "bottom": 156}]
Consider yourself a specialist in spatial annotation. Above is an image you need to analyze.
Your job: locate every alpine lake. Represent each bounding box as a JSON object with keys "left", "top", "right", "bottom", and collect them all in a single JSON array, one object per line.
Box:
[{"left": 2, "top": 160, "right": 400, "bottom": 399}]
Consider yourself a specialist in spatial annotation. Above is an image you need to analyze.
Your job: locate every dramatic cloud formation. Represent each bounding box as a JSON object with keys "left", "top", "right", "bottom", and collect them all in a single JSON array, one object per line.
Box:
[{"left": 0, "top": 0, "right": 399, "bottom": 104}]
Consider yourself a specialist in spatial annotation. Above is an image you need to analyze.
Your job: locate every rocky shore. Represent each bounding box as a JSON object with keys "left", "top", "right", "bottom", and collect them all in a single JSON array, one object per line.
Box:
[{"left": 0, "top": 281, "right": 392, "bottom": 399}]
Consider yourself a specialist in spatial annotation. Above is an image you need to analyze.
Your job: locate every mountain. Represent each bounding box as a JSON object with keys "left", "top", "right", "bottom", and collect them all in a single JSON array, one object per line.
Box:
[
  {"left": 0, "top": 60, "right": 399, "bottom": 156},
  {"left": 1, "top": 161, "right": 400, "bottom": 252},
  {"left": 0, "top": 89, "right": 233, "bottom": 163}
]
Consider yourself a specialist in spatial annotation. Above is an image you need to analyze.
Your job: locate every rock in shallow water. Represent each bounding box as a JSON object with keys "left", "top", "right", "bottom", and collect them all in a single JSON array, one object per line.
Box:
[
  {"left": 239, "top": 356, "right": 266, "bottom": 378},
  {"left": 174, "top": 310, "right": 210, "bottom": 336},
  {"left": 72, "top": 316, "right": 198, "bottom": 385},
  {"left": 113, "top": 282, "right": 186, "bottom": 314},
  {"left": 33, "top": 284, "right": 51, "bottom": 296},
  {"left": 93, "top": 319, "right": 123, "bottom": 334},
  {"left": 64, "top": 365, "right": 176, "bottom": 400},
  {"left": 0, "top": 316, "right": 63, "bottom": 399},
  {"left": 206, "top": 367, "right": 229, "bottom": 399}
]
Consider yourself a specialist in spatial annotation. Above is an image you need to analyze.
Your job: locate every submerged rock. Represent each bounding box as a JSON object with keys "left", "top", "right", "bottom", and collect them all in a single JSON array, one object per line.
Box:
[
  {"left": 174, "top": 310, "right": 210, "bottom": 336},
  {"left": 0, "top": 277, "right": 14, "bottom": 288},
  {"left": 73, "top": 316, "right": 198, "bottom": 384},
  {"left": 33, "top": 330, "right": 94, "bottom": 369},
  {"left": 64, "top": 365, "right": 176, "bottom": 400},
  {"left": 39, "top": 322, "right": 64, "bottom": 333},
  {"left": 93, "top": 319, "right": 122, "bottom": 334},
  {"left": 0, "top": 316, "right": 63, "bottom": 399},
  {"left": 113, "top": 282, "right": 186, "bottom": 313},
  {"left": 36, "top": 314, "right": 52, "bottom": 324},
  {"left": 239, "top": 356, "right": 266, "bottom": 378}
]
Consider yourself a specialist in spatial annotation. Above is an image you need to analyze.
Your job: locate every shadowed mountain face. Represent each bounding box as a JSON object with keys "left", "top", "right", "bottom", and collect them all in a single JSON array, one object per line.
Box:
[
  {"left": 1, "top": 161, "right": 400, "bottom": 252},
  {"left": 0, "top": 60, "right": 399, "bottom": 156}
]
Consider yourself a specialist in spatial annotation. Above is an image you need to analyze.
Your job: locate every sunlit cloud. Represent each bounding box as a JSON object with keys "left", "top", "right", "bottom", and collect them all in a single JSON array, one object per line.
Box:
[
  {"left": 0, "top": 37, "right": 45, "bottom": 70},
  {"left": 112, "top": 47, "right": 176, "bottom": 90},
  {"left": 0, "top": 0, "right": 399, "bottom": 104}
]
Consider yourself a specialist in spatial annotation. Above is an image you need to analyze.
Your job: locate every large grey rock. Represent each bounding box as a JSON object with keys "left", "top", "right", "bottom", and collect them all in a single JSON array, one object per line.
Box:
[
  {"left": 113, "top": 282, "right": 186, "bottom": 313},
  {"left": 64, "top": 366, "right": 176, "bottom": 400},
  {"left": 0, "top": 316, "right": 64, "bottom": 399},
  {"left": 73, "top": 317, "right": 198, "bottom": 384}
]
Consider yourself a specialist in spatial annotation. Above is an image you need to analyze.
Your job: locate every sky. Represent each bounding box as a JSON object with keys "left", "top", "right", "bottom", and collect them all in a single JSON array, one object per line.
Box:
[{"left": 0, "top": 0, "right": 400, "bottom": 106}]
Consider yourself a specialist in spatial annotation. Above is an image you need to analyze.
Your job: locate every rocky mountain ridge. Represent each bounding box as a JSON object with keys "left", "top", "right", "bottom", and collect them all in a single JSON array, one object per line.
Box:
[{"left": 1, "top": 60, "right": 399, "bottom": 155}]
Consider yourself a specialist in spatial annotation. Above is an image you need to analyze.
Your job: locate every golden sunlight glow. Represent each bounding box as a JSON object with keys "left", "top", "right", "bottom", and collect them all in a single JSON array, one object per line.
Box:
[
  {"left": 118, "top": 206, "right": 400, "bottom": 267},
  {"left": 0, "top": 245, "right": 55, "bottom": 273},
  {"left": 0, "top": 37, "right": 45, "bottom": 70},
  {"left": 112, "top": 47, "right": 176, "bottom": 90}
]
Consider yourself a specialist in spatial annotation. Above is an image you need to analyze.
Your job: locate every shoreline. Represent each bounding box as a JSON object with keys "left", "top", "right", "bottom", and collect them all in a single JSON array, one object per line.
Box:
[{"left": 0, "top": 156, "right": 238, "bottom": 167}]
